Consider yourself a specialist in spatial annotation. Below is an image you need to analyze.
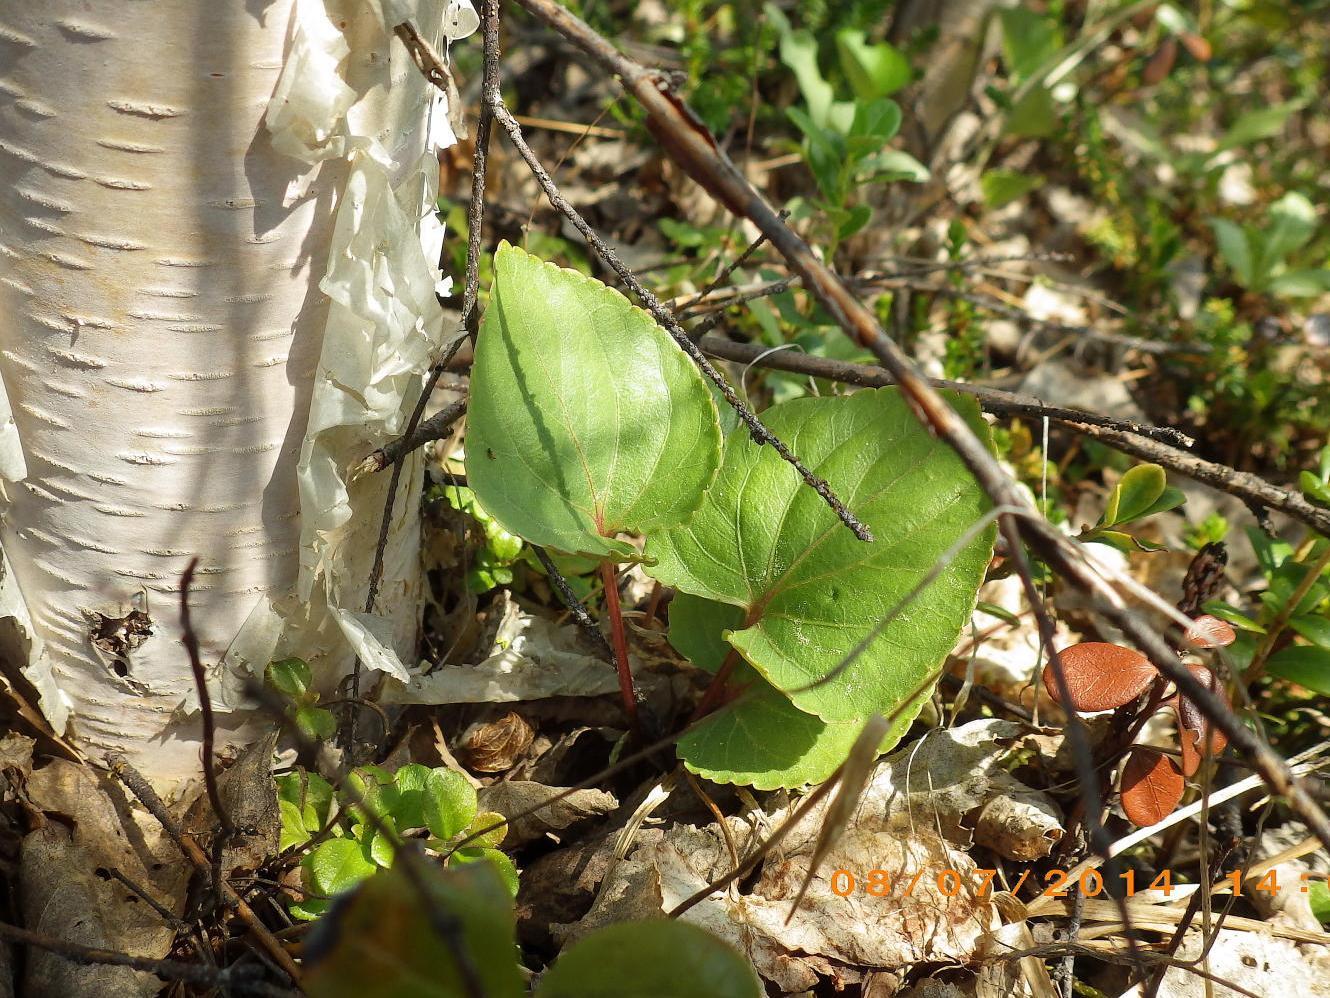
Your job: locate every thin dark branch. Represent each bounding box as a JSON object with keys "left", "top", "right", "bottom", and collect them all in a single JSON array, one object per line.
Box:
[
  {"left": 675, "top": 211, "right": 785, "bottom": 312},
  {"left": 484, "top": 98, "right": 873, "bottom": 542},
  {"left": 682, "top": 261, "right": 1186, "bottom": 361},
  {"left": 930, "top": 286, "right": 1199, "bottom": 357},
  {"left": 513, "top": 0, "right": 1330, "bottom": 850},
  {"left": 530, "top": 545, "right": 614, "bottom": 659},
  {"left": 939, "top": 672, "right": 1032, "bottom": 722},
  {"left": 353, "top": 398, "right": 468, "bottom": 479},
  {"left": 101, "top": 867, "right": 190, "bottom": 935},
  {"left": 698, "top": 334, "right": 1194, "bottom": 447},
  {"left": 181, "top": 558, "right": 233, "bottom": 925}
]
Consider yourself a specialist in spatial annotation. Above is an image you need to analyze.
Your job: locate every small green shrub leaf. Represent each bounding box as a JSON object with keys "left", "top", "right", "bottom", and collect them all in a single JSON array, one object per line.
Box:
[
  {"left": 1263, "top": 191, "right": 1318, "bottom": 263},
  {"left": 267, "top": 657, "right": 312, "bottom": 698},
  {"left": 835, "top": 29, "right": 911, "bottom": 100},
  {"left": 466, "top": 243, "right": 721, "bottom": 560},
  {"left": 294, "top": 705, "right": 336, "bottom": 742},
  {"left": 1103, "top": 464, "right": 1167, "bottom": 525},
  {"left": 1266, "top": 645, "right": 1330, "bottom": 695},
  {"left": 1289, "top": 616, "right": 1330, "bottom": 650},
  {"left": 1208, "top": 218, "right": 1255, "bottom": 287},
  {"left": 535, "top": 920, "right": 761, "bottom": 998},
  {"left": 1268, "top": 268, "right": 1330, "bottom": 297},
  {"left": 423, "top": 768, "right": 478, "bottom": 841},
  {"left": 1200, "top": 600, "right": 1267, "bottom": 634},
  {"left": 306, "top": 839, "right": 376, "bottom": 898},
  {"left": 452, "top": 848, "right": 519, "bottom": 897},
  {"left": 393, "top": 764, "right": 433, "bottom": 830},
  {"left": 649, "top": 388, "right": 994, "bottom": 727}
]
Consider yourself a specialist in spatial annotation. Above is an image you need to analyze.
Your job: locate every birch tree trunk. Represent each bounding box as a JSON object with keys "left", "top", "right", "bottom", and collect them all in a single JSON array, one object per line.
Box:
[{"left": 0, "top": 0, "right": 463, "bottom": 789}]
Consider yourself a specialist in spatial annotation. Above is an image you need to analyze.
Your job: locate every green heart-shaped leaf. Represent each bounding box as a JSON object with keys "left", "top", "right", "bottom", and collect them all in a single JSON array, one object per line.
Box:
[
  {"left": 466, "top": 243, "right": 721, "bottom": 559},
  {"left": 649, "top": 388, "right": 994, "bottom": 725},
  {"left": 669, "top": 593, "right": 909, "bottom": 789}
]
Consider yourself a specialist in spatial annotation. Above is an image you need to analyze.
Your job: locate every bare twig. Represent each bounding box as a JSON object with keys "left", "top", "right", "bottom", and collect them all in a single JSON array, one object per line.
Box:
[
  {"left": 674, "top": 210, "right": 786, "bottom": 313},
  {"left": 698, "top": 334, "right": 1194, "bottom": 447},
  {"left": 513, "top": 0, "right": 1330, "bottom": 871},
  {"left": 530, "top": 545, "right": 613, "bottom": 659},
  {"left": 181, "top": 558, "right": 233, "bottom": 924},
  {"left": 352, "top": 398, "right": 468, "bottom": 479}
]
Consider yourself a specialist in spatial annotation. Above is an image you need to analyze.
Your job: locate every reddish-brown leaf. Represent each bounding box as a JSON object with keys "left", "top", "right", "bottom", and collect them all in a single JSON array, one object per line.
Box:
[
  {"left": 1043, "top": 643, "right": 1158, "bottom": 713},
  {"left": 1179, "top": 33, "right": 1212, "bottom": 61},
  {"left": 1142, "top": 37, "right": 1179, "bottom": 86},
  {"left": 1172, "top": 664, "right": 1230, "bottom": 776},
  {"left": 1120, "top": 747, "right": 1185, "bottom": 827},
  {"left": 1183, "top": 614, "right": 1236, "bottom": 648}
]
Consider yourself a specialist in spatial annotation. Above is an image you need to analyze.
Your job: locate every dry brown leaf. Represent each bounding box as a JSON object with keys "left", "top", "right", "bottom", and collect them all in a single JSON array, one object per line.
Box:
[
  {"left": 459, "top": 711, "right": 535, "bottom": 773},
  {"left": 21, "top": 760, "right": 189, "bottom": 997},
  {"left": 1183, "top": 614, "right": 1236, "bottom": 648},
  {"left": 477, "top": 780, "right": 617, "bottom": 848}
]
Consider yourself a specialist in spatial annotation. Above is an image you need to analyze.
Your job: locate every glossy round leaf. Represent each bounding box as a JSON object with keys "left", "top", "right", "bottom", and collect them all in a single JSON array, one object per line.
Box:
[
  {"left": 393, "top": 763, "right": 433, "bottom": 830},
  {"left": 464, "top": 812, "right": 508, "bottom": 849},
  {"left": 452, "top": 847, "right": 519, "bottom": 897},
  {"left": 1043, "top": 643, "right": 1158, "bottom": 712},
  {"left": 466, "top": 243, "right": 722, "bottom": 559},
  {"left": 306, "top": 839, "right": 377, "bottom": 897},
  {"left": 648, "top": 388, "right": 995, "bottom": 724},
  {"left": 535, "top": 920, "right": 761, "bottom": 998},
  {"left": 268, "top": 657, "right": 313, "bottom": 698},
  {"left": 1120, "top": 747, "right": 1184, "bottom": 828},
  {"left": 424, "top": 768, "right": 478, "bottom": 841}
]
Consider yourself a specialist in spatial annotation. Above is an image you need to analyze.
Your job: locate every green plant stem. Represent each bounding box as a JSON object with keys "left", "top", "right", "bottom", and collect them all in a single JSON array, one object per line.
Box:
[
  {"left": 600, "top": 560, "right": 642, "bottom": 738},
  {"left": 1245, "top": 541, "right": 1330, "bottom": 683}
]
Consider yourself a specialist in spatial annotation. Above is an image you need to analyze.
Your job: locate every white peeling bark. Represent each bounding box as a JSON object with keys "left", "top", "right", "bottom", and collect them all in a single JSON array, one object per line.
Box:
[{"left": 0, "top": 1, "right": 459, "bottom": 788}]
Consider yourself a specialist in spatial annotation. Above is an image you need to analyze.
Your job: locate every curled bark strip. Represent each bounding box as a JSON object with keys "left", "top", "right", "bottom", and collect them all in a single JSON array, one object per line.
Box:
[
  {"left": 1120, "top": 747, "right": 1185, "bottom": 828},
  {"left": 1042, "top": 642, "right": 1159, "bottom": 712}
]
